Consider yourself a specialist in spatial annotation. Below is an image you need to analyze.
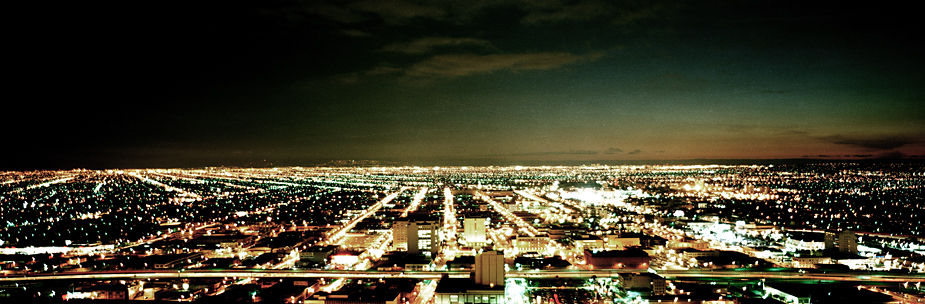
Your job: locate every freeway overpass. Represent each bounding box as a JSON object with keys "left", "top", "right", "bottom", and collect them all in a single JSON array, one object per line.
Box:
[
  {"left": 508, "top": 269, "right": 925, "bottom": 283},
  {"left": 2, "top": 269, "right": 923, "bottom": 283},
  {"left": 0, "top": 270, "right": 469, "bottom": 282}
]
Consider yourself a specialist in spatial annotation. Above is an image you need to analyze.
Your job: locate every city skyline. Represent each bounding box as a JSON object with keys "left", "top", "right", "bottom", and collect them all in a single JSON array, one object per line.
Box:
[
  {"left": 6, "top": 1, "right": 924, "bottom": 170},
  {"left": 1, "top": 164, "right": 923, "bottom": 302}
]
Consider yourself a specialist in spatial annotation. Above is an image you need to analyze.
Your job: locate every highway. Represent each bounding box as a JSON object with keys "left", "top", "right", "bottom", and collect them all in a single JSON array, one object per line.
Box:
[
  {"left": 0, "top": 270, "right": 470, "bottom": 281},
  {"left": 656, "top": 269, "right": 925, "bottom": 283},
  {"left": 507, "top": 269, "right": 925, "bottom": 283},
  {"left": 4, "top": 269, "right": 923, "bottom": 283}
]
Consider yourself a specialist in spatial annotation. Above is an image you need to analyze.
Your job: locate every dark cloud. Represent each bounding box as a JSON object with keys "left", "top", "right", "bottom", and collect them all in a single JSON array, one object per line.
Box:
[
  {"left": 356, "top": 51, "right": 601, "bottom": 83},
  {"left": 518, "top": 0, "right": 671, "bottom": 25},
  {"left": 627, "top": 149, "right": 642, "bottom": 155},
  {"left": 297, "top": 0, "right": 451, "bottom": 25},
  {"left": 521, "top": 150, "right": 599, "bottom": 156},
  {"left": 520, "top": 0, "right": 615, "bottom": 24},
  {"left": 605, "top": 148, "right": 623, "bottom": 154},
  {"left": 366, "top": 65, "right": 403, "bottom": 75},
  {"left": 350, "top": 0, "right": 446, "bottom": 24},
  {"left": 760, "top": 89, "right": 786, "bottom": 94},
  {"left": 300, "top": 0, "right": 673, "bottom": 31},
  {"left": 470, "top": 150, "right": 602, "bottom": 157},
  {"left": 405, "top": 52, "right": 588, "bottom": 77},
  {"left": 341, "top": 29, "right": 370, "bottom": 37},
  {"left": 800, "top": 154, "right": 875, "bottom": 159},
  {"left": 476, "top": 150, "right": 599, "bottom": 157},
  {"left": 305, "top": 3, "right": 369, "bottom": 24},
  {"left": 875, "top": 151, "right": 907, "bottom": 159},
  {"left": 313, "top": 0, "right": 670, "bottom": 25},
  {"left": 824, "top": 135, "right": 919, "bottom": 150},
  {"left": 333, "top": 73, "right": 361, "bottom": 84},
  {"left": 380, "top": 37, "right": 492, "bottom": 54}
]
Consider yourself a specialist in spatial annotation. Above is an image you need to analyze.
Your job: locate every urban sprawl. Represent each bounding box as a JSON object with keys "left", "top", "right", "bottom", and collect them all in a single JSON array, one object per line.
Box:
[{"left": 1, "top": 163, "right": 924, "bottom": 303}]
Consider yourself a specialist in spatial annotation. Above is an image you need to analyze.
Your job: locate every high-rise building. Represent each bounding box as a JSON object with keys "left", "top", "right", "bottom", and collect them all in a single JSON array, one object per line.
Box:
[
  {"left": 824, "top": 230, "right": 857, "bottom": 255},
  {"left": 464, "top": 217, "right": 487, "bottom": 244},
  {"left": 392, "top": 221, "right": 410, "bottom": 251},
  {"left": 474, "top": 251, "right": 504, "bottom": 287},
  {"left": 392, "top": 218, "right": 440, "bottom": 256}
]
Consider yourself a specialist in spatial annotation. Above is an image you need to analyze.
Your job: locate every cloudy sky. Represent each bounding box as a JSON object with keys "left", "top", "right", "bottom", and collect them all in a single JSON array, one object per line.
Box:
[{"left": 6, "top": 0, "right": 924, "bottom": 169}]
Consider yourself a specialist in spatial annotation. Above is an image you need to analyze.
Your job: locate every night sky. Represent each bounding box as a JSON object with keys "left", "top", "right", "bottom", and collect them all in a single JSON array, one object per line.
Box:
[{"left": 7, "top": 0, "right": 924, "bottom": 170}]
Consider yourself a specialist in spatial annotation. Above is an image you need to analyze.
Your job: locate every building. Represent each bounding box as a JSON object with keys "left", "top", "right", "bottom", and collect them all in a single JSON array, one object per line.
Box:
[
  {"left": 574, "top": 236, "right": 604, "bottom": 252},
  {"left": 644, "top": 295, "right": 736, "bottom": 304},
  {"left": 792, "top": 256, "right": 832, "bottom": 268},
  {"left": 636, "top": 234, "right": 668, "bottom": 248},
  {"left": 305, "top": 282, "right": 403, "bottom": 304},
  {"left": 668, "top": 239, "right": 710, "bottom": 250},
  {"left": 744, "top": 246, "right": 785, "bottom": 260},
  {"left": 90, "top": 284, "right": 143, "bottom": 300},
  {"left": 464, "top": 217, "right": 488, "bottom": 244},
  {"left": 392, "top": 218, "right": 440, "bottom": 256},
  {"left": 474, "top": 251, "right": 504, "bottom": 287},
  {"left": 434, "top": 251, "right": 506, "bottom": 304},
  {"left": 693, "top": 250, "right": 774, "bottom": 269},
  {"left": 785, "top": 232, "right": 826, "bottom": 251},
  {"left": 824, "top": 230, "right": 857, "bottom": 255},
  {"left": 374, "top": 253, "right": 433, "bottom": 271},
  {"left": 408, "top": 220, "right": 439, "bottom": 256},
  {"left": 513, "top": 256, "right": 571, "bottom": 270},
  {"left": 300, "top": 245, "right": 338, "bottom": 263},
  {"left": 618, "top": 273, "right": 667, "bottom": 295},
  {"left": 249, "top": 236, "right": 304, "bottom": 255},
  {"left": 392, "top": 221, "right": 410, "bottom": 251},
  {"left": 833, "top": 257, "right": 876, "bottom": 270},
  {"left": 256, "top": 280, "right": 320, "bottom": 303},
  {"left": 328, "top": 250, "right": 362, "bottom": 268},
  {"left": 584, "top": 248, "right": 651, "bottom": 269},
  {"left": 604, "top": 236, "right": 640, "bottom": 250},
  {"left": 433, "top": 278, "right": 505, "bottom": 304},
  {"left": 548, "top": 226, "right": 587, "bottom": 240},
  {"left": 514, "top": 236, "right": 548, "bottom": 256},
  {"left": 677, "top": 248, "right": 719, "bottom": 260}
]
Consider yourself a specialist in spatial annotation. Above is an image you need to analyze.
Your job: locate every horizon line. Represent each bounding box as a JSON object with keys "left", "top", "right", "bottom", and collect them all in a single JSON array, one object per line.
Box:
[{"left": 6, "top": 158, "right": 925, "bottom": 171}]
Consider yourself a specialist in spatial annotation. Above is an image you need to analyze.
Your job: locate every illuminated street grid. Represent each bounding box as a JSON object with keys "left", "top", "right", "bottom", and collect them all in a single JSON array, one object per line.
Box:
[{"left": 0, "top": 164, "right": 924, "bottom": 303}]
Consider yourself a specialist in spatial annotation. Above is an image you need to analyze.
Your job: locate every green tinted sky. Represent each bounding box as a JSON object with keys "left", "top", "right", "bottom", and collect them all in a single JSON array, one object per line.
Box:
[{"left": 7, "top": 0, "right": 924, "bottom": 169}]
